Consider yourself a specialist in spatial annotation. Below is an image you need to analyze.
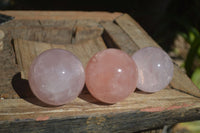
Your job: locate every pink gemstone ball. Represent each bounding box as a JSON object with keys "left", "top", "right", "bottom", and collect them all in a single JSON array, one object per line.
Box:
[
  {"left": 132, "top": 47, "right": 174, "bottom": 92},
  {"left": 28, "top": 49, "right": 85, "bottom": 106},
  {"left": 85, "top": 49, "right": 138, "bottom": 104}
]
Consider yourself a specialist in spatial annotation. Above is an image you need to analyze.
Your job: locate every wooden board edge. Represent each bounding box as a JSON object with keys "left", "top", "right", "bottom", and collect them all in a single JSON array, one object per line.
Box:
[
  {"left": 13, "top": 39, "right": 26, "bottom": 78},
  {"left": 0, "top": 105, "right": 200, "bottom": 133},
  {"left": 0, "top": 11, "right": 123, "bottom": 21},
  {"left": 115, "top": 13, "right": 159, "bottom": 48}
]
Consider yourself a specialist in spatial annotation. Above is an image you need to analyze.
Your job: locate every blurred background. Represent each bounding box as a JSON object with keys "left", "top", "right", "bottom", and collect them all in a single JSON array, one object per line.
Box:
[{"left": 1, "top": 0, "right": 200, "bottom": 132}]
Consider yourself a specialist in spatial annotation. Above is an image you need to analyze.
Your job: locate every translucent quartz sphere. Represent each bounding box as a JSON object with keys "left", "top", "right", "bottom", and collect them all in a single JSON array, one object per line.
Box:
[
  {"left": 85, "top": 49, "right": 138, "bottom": 104},
  {"left": 132, "top": 47, "right": 174, "bottom": 93},
  {"left": 28, "top": 49, "right": 85, "bottom": 106}
]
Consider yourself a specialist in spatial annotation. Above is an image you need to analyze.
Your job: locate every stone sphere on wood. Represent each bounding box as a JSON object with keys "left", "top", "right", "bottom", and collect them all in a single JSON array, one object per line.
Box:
[
  {"left": 132, "top": 47, "right": 174, "bottom": 93},
  {"left": 28, "top": 49, "right": 85, "bottom": 106},
  {"left": 85, "top": 49, "right": 138, "bottom": 104}
]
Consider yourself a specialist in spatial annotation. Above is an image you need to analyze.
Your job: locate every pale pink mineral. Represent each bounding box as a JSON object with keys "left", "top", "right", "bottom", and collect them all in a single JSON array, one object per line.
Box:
[
  {"left": 28, "top": 49, "right": 85, "bottom": 106},
  {"left": 85, "top": 49, "right": 138, "bottom": 104},
  {"left": 132, "top": 47, "right": 174, "bottom": 92}
]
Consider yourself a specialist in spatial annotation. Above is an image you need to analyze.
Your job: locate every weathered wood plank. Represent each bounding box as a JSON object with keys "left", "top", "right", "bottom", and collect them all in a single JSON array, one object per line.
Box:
[
  {"left": 0, "top": 108, "right": 199, "bottom": 133},
  {"left": 72, "top": 20, "right": 104, "bottom": 43},
  {"left": 73, "top": 26, "right": 103, "bottom": 43},
  {"left": 0, "top": 25, "right": 19, "bottom": 99},
  {"left": 1, "top": 87, "right": 199, "bottom": 121},
  {"left": 0, "top": 88, "right": 200, "bottom": 132},
  {"left": 115, "top": 14, "right": 200, "bottom": 98},
  {"left": 2, "top": 19, "right": 76, "bottom": 28},
  {"left": 65, "top": 37, "right": 107, "bottom": 68},
  {"left": 0, "top": 19, "right": 76, "bottom": 46},
  {"left": 12, "top": 27, "right": 73, "bottom": 44},
  {"left": 115, "top": 14, "right": 159, "bottom": 48},
  {"left": 14, "top": 37, "right": 106, "bottom": 79},
  {"left": 0, "top": 11, "right": 122, "bottom": 21},
  {"left": 100, "top": 21, "right": 138, "bottom": 56}
]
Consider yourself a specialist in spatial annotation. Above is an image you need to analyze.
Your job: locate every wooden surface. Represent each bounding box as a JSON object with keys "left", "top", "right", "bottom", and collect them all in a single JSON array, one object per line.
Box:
[
  {"left": 0, "top": 11, "right": 200, "bottom": 133},
  {"left": 0, "top": 11, "right": 122, "bottom": 21},
  {"left": 14, "top": 38, "right": 106, "bottom": 79}
]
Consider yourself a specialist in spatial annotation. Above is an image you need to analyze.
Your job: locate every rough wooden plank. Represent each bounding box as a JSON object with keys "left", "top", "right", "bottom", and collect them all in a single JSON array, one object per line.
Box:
[
  {"left": 0, "top": 11, "right": 122, "bottom": 21},
  {"left": 72, "top": 19, "right": 104, "bottom": 43},
  {"left": 76, "top": 19, "right": 102, "bottom": 27},
  {"left": 0, "top": 24, "right": 19, "bottom": 99},
  {"left": 115, "top": 14, "right": 159, "bottom": 48},
  {"left": 14, "top": 37, "right": 106, "bottom": 79},
  {"left": 170, "top": 65, "right": 200, "bottom": 97},
  {"left": 3, "top": 19, "right": 104, "bottom": 44},
  {"left": 2, "top": 19, "right": 76, "bottom": 28},
  {"left": 115, "top": 14, "right": 200, "bottom": 98},
  {"left": 0, "top": 108, "right": 199, "bottom": 133},
  {"left": 0, "top": 19, "right": 77, "bottom": 44},
  {"left": 12, "top": 27, "right": 73, "bottom": 44},
  {"left": 65, "top": 37, "right": 107, "bottom": 67},
  {"left": 0, "top": 88, "right": 200, "bottom": 132},
  {"left": 100, "top": 21, "right": 139, "bottom": 56},
  {"left": 73, "top": 26, "right": 103, "bottom": 43}
]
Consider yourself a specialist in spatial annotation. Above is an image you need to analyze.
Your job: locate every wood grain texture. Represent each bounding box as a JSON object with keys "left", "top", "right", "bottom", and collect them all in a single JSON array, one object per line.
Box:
[
  {"left": 73, "top": 26, "right": 103, "bottom": 43},
  {"left": 72, "top": 20, "right": 104, "bottom": 43},
  {"left": 1, "top": 19, "right": 76, "bottom": 44},
  {"left": 0, "top": 11, "right": 200, "bottom": 132},
  {"left": 3, "top": 19, "right": 76, "bottom": 28},
  {"left": 0, "top": 11, "right": 122, "bottom": 21},
  {"left": 101, "top": 21, "right": 139, "bottom": 56},
  {"left": 115, "top": 14, "right": 159, "bottom": 48},
  {"left": 0, "top": 23, "right": 19, "bottom": 99},
  {"left": 115, "top": 14, "right": 200, "bottom": 98},
  {"left": 0, "top": 18, "right": 105, "bottom": 98},
  {"left": 0, "top": 88, "right": 200, "bottom": 132},
  {"left": 12, "top": 27, "right": 73, "bottom": 44},
  {"left": 14, "top": 37, "right": 106, "bottom": 79}
]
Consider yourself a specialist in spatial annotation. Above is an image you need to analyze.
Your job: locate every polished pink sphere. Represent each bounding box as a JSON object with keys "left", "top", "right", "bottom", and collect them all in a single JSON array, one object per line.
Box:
[
  {"left": 132, "top": 47, "right": 174, "bottom": 92},
  {"left": 28, "top": 49, "right": 85, "bottom": 106},
  {"left": 85, "top": 49, "right": 138, "bottom": 104}
]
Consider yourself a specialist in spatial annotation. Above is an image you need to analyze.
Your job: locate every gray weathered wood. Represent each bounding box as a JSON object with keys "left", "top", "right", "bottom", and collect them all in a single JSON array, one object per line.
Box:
[
  {"left": 0, "top": 11, "right": 200, "bottom": 133},
  {"left": 101, "top": 21, "right": 138, "bottom": 56}
]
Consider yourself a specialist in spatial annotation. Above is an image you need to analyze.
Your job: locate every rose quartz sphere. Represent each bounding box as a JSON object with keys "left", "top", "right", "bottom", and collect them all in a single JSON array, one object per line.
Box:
[
  {"left": 28, "top": 49, "right": 85, "bottom": 106},
  {"left": 85, "top": 49, "right": 138, "bottom": 104},
  {"left": 132, "top": 47, "right": 174, "bottom": 93}
]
